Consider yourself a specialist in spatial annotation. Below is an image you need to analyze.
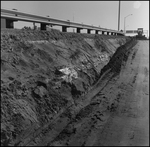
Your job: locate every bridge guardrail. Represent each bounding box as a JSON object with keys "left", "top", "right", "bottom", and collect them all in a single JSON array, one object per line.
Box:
[{"left": 1, "top": 8, "right": 124, "bottom": 35}]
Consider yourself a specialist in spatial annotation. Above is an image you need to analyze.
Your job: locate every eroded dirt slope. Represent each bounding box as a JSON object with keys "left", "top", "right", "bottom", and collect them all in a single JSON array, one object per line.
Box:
[
  {"left": 1, "top": 29, "right": 131, "bottom": 146},
  {"left": 48, "top": 40, "right": 149, "bottom": 146}
]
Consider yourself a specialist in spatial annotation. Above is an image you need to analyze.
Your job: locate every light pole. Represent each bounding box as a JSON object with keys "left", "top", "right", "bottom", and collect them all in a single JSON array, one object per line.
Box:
[
  {"left": 118, "top": 1, "right": 121, "bottom": 31},
  {"left": 124, "top": 14, "right": 132, "bottom": 34}
]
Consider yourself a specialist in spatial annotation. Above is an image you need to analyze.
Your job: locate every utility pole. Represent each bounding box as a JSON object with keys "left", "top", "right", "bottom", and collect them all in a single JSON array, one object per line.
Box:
[
  {"left": 118, "top": 1, "right": 121, "bottom": 31},
  {"left": 73, "top": 13, "right": 75, "bottom": 33}
]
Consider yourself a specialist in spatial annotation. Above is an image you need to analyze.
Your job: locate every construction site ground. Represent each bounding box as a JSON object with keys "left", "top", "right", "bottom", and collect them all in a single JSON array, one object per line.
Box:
[{"left": 1, "top": 29, "right": 149, "bottom": 146}]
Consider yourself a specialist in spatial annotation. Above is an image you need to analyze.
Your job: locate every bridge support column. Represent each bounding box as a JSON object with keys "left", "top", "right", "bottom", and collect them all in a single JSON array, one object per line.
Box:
[
  {"left": 6, "top": 19, "right": 15, "bottom": 28},
  {"left": 107, "top": 32, "right": 109, "bottom": 35},
  {"left": 1, "top": 18, "right": 6, "bottom": 28},
  {"left": 62, "top": 26, "right": 67, "bottom": 32},
  {"left": 87, "top": 29, "right": 91, "bottom": 34},
  {"left": 96, "top": 30, "right": 99, "bottom": 34},
  {"left": 41, "top": 23, "right": 47, "bottom": 30},
  {"left": 77, "top": 28, "right": 82, "bottom": 33},
  {"left": 102, "top": 31, "right": 105, "bottom": 35},
  {"left": 1, "top": 18, "right": 17, "bottom": 29}
]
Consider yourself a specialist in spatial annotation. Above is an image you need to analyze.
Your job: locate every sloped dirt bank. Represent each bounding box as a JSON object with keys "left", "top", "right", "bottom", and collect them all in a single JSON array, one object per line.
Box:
[
  {"left": 49, "top": 40, "right": 148, "bottom": 146},
  {"left": 33, "top": 38, "right": 137, "bottom": 147},
  {"left": 1, "top": 29, "right": 131, "bottom": 146}
]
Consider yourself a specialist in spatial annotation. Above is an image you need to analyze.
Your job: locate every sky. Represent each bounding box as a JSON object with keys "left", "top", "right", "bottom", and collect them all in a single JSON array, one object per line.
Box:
[{"left": 1, "top": 1, "right": 149, "bottom": 36}]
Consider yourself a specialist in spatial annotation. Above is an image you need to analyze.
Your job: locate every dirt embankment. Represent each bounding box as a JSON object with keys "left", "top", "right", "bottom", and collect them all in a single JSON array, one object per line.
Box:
[{"left": 1, "top": 29, "right": 131, "bottom": 146}]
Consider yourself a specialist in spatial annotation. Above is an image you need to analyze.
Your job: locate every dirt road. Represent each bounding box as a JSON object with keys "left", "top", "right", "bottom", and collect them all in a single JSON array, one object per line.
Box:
[{"left": 48, "top": 40, "right": 149, "bottom": 146}]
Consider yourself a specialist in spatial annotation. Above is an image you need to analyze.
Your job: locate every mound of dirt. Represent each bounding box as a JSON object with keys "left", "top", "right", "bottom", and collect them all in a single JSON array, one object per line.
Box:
[{"left": 1, "top": 28, "right": 130, "bottom": 146}]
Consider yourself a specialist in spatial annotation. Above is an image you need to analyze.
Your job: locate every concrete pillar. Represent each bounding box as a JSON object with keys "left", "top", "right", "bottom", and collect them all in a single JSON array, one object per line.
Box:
[
  {"left": 2, "top": 19, "right": 18, "bottom": 29},
  {"left": 107, "top": 32, "right": 109, "bottom": 35},
  {"left": 1, "top": 18, "right": 6, "bottom": 28},
  {"left": 96, "top": 30, "right": 99, "bottom": 34},
  {"left": 77, "top": 28, "right": 82, "bottom": 33},
  {"left": 102, "top": 31, "right": 105, "bottom": 35},
  {"left": 41, "top": 23, "right": 47, "bottom": 30},
  {"left": 62, "top": 26, "right": 67, "bottom": 32},
  {"left": 33, "top": 22, "right": 36, "bottom": 30},
  {"left": 6, "top": 19, "right": 15, "bottom": 28},
  {"left": 87, "top": 29, "right": 91, "bottom": 34}
]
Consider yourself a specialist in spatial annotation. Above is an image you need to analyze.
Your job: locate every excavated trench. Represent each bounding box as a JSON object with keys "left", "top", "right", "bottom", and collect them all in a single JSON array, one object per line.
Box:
[{"left": 1, "top": 29, "right": 137, "bottom": 146}]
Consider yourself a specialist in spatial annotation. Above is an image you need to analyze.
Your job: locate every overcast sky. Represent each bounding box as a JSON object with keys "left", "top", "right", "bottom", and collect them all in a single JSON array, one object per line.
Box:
[{"left": 1, "top": 1, "right": 149, "bottom": 36}]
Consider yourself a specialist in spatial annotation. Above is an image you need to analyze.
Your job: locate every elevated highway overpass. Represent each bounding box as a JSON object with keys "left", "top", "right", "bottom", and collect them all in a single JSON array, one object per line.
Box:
[{"left": 1, "top": 8, "right": 124, "bottom": 36}]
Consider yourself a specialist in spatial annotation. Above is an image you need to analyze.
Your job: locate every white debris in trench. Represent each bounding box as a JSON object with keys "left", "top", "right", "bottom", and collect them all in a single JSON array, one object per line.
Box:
[
  {"left": 59, "top": 67, "right": 78, "bottom": 83},
  {"left": 99, "top": 53, "right": 109, "bottom": 61}
]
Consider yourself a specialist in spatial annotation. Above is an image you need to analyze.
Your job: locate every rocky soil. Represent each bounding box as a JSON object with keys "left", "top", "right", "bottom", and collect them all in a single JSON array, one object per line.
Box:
[{"left": 1, "top": 28, "right": 134, "bottom": 146}]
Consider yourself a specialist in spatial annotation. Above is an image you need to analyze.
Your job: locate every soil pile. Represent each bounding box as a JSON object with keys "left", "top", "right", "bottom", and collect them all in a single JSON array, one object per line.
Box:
[{"left": 1, "top": 29, "right": 130, "bottom": 146}]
